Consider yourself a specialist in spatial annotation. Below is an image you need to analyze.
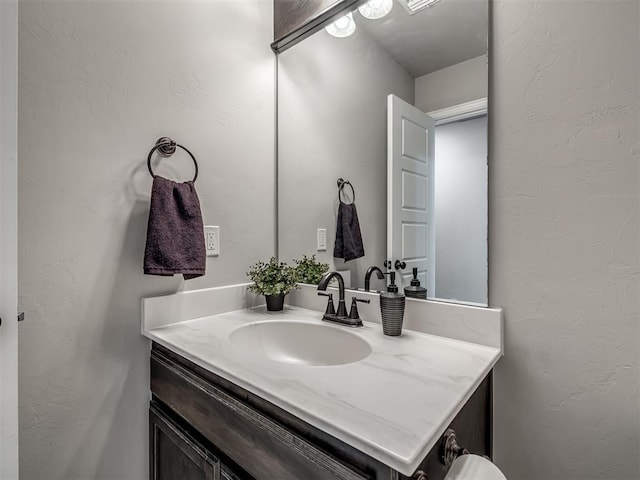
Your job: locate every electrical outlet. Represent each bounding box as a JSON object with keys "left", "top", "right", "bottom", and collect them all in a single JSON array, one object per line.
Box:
[
  {"left": 204, "top": 226, "right": 220, "bottom": 256},
  {"left": 317, "top": 228, "right": 327, "bottom": 251}
]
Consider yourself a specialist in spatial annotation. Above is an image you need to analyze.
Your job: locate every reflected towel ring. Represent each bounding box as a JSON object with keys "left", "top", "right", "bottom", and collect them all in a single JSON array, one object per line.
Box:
[
  {"left": 337, "top": 177, "right": 355, "bottom": 204},
  {"left": 147, "top": 137, "right": 199, "bottom": 182}
]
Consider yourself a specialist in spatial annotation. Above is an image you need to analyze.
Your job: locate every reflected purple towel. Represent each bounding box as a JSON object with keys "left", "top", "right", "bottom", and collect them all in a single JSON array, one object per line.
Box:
[
  {"left": 144, "top": 176, "right": 205, "bottom": 279},
  {"left": 334, "top": 201, "right": 365, "bottom": 262}
]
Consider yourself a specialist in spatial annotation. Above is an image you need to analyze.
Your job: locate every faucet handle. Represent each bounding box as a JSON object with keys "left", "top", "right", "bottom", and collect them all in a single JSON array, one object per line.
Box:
[
  {"left": 317, "top": 292, "right": 336, "bottom": 316},
  {"left": 349, "top": 297, "right": 370, "bottom": 320}
]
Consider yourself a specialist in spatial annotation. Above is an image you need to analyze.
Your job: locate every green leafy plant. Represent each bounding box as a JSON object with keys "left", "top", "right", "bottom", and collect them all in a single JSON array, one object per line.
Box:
[
  {"left": 294, "top": 254, "right": 329, "bottom": 285},
  {"left": 246, "top": 257, "right": 297, "bottom": 296}
]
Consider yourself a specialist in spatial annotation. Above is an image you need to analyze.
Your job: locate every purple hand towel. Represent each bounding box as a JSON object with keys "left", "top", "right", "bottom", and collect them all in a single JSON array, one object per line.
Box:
[
  {"left": 333, "top": 201, "right": 365, "bottom": 262},
  {"left": 144, "top": 176, "right": 205, "bottom": 279}
]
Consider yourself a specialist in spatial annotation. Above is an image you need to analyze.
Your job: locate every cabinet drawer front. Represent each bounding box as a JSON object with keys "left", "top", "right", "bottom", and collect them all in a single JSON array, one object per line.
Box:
[
  {"left": 151, "top": 352, "right": 370, "bottom": 480},
  {"left": 150, "top": 404, "right": 220, "bottom": 480}
]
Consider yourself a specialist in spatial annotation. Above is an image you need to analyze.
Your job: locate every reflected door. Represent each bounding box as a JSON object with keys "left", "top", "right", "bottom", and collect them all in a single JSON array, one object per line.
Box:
[{"left": 387, "top": 94, "right": 435, "bottom": 294}]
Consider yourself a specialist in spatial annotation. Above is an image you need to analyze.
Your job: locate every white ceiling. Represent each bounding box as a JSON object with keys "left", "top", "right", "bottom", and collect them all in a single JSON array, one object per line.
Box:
[{"left": 356, "top": 0, "right": 488, "bottom": 78}]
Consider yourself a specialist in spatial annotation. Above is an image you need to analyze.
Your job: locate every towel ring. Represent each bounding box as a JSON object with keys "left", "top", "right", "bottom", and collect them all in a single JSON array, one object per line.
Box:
[
  {"left": 147, "top": 137, "right": 199, "bottom": 182},
  {"left": 337, "top": 178, "right": 355, "bottom": 204}
]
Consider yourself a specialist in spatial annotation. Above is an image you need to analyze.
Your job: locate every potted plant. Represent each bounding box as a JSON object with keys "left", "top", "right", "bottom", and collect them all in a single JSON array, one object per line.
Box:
[
  {"left": 294, "top": 254, "right": 329, "bottom": 285},
  {"left": 246, "top": 257, "right": 297, "bottom": 311}
]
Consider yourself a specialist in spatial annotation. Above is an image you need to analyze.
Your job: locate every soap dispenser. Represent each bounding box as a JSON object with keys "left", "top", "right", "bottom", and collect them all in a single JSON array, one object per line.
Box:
[
  {"left": 404, "top": 267, "right": 427, "bottom": 299},
  {"left": 379, "top": 272, "right": 405, "bottom": 336}
]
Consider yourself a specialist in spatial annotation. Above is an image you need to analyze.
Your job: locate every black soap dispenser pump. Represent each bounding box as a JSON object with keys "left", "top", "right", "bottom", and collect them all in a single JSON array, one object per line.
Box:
[
  {"left": 379, "top": 272, "right": 405, "bottom": 336},
  {"left": 404, "top": 267, "right": 427, "bottom": 299}
]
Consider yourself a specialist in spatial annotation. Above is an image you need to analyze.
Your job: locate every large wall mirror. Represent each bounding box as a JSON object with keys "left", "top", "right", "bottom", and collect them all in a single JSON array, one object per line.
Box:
[{"left": 277, "top": 0, "right": 489, "bottom": 306}]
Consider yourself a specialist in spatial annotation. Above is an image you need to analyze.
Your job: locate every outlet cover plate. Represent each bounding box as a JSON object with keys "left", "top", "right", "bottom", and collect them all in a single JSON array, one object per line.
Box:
[{"left": 205, "top": 226, "right": 220, "bottom": 256}]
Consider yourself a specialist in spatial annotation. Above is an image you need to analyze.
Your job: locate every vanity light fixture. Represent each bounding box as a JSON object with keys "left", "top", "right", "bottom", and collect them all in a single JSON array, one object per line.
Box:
[
  {"left": 325, "top": 12, "right": 356, "bottom": 38},
  {"left": 358, "top": 0, "right": 394, "bottom": 20},
  {"left": 398, "top": 0, "right": 442, "bottom": 15}
]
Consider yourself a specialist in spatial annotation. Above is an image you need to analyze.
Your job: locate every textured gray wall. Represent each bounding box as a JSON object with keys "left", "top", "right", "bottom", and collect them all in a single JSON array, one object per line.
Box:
[
  {"left": 17, "top": 1, "right": 275, "bottom": 479},
  {"left": 278, "top": 27, "right": 414, "bottom": 289},
  {"left": 490, "top": 1, "right": 639, "bottom": 479}
]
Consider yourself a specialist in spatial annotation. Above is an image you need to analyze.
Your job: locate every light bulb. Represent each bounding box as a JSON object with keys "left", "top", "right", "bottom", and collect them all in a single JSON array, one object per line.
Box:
[
  {"left": 325, "top": 12, "right": 356, "bottom": 38},
  {"left": 358, "top": 0, "right": 393, "bottom": 19}
]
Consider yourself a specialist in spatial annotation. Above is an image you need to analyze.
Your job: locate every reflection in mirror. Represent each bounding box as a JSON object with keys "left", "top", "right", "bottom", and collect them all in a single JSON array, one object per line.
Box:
[{"left": 278, "top": 0, "right": 488, "bottom": 306}]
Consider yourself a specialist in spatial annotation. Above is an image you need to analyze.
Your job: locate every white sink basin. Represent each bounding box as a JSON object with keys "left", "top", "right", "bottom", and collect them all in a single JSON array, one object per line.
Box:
[{"left": 229, "top": 320, "right": 372, "bottom": 366}]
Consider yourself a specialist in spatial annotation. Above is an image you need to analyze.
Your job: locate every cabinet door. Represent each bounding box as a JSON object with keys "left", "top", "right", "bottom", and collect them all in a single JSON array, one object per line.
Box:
[{"left": 150, "top": 405, "right": 220, "bottom": 480}]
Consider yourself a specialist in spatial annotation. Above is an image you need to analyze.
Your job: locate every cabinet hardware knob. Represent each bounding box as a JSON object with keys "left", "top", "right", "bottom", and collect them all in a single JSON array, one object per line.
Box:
[{"left": 441, "top": 429, "right": 470, "bottom": 468}]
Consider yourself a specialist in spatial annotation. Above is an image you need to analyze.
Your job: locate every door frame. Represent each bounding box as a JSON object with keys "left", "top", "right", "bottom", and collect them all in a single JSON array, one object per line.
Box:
[
  {"left": 426, "top": 97, "right": 488, "bottom": 304},
  {"left": 0, "top": 0, "right": 19, "bottom": 478},
  {"left": 427, "top": 97, "right": 488, "bottom": 126}
]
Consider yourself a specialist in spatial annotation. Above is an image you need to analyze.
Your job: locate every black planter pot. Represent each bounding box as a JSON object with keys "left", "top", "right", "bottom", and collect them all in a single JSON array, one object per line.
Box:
[{"left": 265, "top": 294, "right": 285, "bottom": 311}]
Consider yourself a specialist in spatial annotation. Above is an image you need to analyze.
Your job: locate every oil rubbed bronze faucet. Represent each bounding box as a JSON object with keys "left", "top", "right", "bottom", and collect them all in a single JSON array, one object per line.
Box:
[
  {"left": 317, "top": 271, "right": 368, "bottom": 327},
  {"left": 364, "top": 266, "right": 385, "bottom": 292}
]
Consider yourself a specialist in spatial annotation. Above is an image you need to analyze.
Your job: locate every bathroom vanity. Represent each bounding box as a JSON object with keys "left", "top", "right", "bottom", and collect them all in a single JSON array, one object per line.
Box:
[
  {"left": 149, "top": 342, "right": 490, "bottom": 480},
  {"left": 142, "top": 285, "right": 503, "bottom": 480},
  {"left": 144, "top": 1, "right": 496, "bottom": 476}
]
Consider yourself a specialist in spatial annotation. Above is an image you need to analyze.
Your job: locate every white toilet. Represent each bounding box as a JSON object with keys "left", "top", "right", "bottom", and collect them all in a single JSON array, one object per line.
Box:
[
  {"left": 444, "top": 454, "right": 507, "bottom": 480},
  {"left": 441, "top": 429, "right": 507, "bottom": 480}
]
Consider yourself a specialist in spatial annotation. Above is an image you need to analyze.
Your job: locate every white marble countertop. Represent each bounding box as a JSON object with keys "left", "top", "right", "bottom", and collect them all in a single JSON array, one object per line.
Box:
[{"left": 143, "top": 305, "right": 501, "bottom": 476}]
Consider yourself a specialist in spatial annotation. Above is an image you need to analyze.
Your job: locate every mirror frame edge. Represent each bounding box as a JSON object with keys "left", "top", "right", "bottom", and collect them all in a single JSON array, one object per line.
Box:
[
  {"left": 272, "top": 0, "right": 369, "bottom": 53},
  {"left": 274, "top": 1, "right": 492, "bottom": 307}
]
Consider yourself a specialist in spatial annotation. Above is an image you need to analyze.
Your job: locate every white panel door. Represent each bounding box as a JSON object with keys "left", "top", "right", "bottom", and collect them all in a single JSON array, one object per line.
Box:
[
  {"left": 0, "top": 1, "right": 19, "bottom": 478},
  {"left": 387, "top": 94, "right": 435, "bottom": 294}
]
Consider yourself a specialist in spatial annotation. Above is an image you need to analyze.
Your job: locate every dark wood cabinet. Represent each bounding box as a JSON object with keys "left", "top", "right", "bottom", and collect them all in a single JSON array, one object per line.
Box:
[
  {"left": 149, "top": 343, "right": 490, "bottom": 480},
  {"left": 220, "top": 465, "right": 243, "bottom": 480},
  {"left": 150, "top": 405, "right": 219, "bottom": 480},
  {"left": 150, "top": 401, "right": 256, "bottom": 480}
]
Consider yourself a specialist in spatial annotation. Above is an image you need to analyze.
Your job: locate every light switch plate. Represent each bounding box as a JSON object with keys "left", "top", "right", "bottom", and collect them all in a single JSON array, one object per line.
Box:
[
  {"left": 205, "top": 226, "right": 220, "bottom": 256},
  {"left": 317, "top": 228, "right": 327, "bottom": 251}
]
